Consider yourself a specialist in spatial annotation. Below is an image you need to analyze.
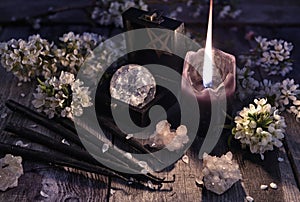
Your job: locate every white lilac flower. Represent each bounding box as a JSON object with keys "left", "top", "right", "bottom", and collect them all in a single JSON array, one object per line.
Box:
[
  {"left": 32, "top": 71, "right": 92, "bottom": 119},
  {"left": 218, "top": 5, "right": 242, "bottom": 19},
  {"left": 232, "top": 98, "right": 286, "bottom": 160},
  {"left": 91, "top": 0, "right": 148, "bottom": 28},
  {"left": 82, "top": 39, "right": 126, "bottom": 83},
  {"left": 236, "top": 67, "right": 259, "bottom": 101},
  {"left": 256, "top": 36, "right": 294, "bottom": 76},
  {"left": 0, "top": 34, "right": 57, "bottom": 82},
  {"left": 278, "top": 78, "right": 300, "bottom": 108},
  {"left": 288, "top": 100, "right": 300, "bottom": 122},
  {"left": 54, "top": 32, "right": 103, "bottom": 74},
  {"left": 257, "top": 79, "right": 281, "bottom": 106}
]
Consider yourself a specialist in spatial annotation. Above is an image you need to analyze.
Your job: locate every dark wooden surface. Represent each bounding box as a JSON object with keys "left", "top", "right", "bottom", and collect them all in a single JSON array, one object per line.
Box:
[{"left": 0, "top": 0, "right": 300, "bottom": 201}]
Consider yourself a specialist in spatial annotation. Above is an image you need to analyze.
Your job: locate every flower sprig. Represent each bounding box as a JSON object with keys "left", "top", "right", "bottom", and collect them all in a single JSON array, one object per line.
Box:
[
  {"left": 32, "top": 71, "right": 93, "bottom": 119},
  {"left": 239, "top": 36, "right": 293, "bottom": 77},
  {"left": 232, "top": 98, "right": 286, "bottom": 160},
  {"left": 0, "top": 34, "right": 57, "bottom": 82},
  {"left": 0, "top": 32, "right": 103, "bottom": 82},
  {"left": 91, "top": 0, "right": 148, "bottom": 28}
]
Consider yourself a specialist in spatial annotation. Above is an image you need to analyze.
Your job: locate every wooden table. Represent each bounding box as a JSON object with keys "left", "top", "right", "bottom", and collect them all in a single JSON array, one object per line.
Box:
[{"left": 0, "top": 1, "right": 300, "bottom": 201}]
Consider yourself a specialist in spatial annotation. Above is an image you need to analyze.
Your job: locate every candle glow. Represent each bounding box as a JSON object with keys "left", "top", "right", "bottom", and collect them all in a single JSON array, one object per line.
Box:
[{"left": 203, "top": 0, "right": 213, "bottom": 88}]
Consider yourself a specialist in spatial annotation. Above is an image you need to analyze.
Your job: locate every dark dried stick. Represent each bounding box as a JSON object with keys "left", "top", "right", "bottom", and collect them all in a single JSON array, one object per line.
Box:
[
  {"left": 4, "top": 123, "right": 167, "bottom": 184},
  {"left": 5, "top": 99, "right": 82, "bottom": 145},
  {"left": 0, "top": 142, "right": 129, "bottom": 181},
  {"left": 5, "top": 100, "right": 168, "bottom": 184}
]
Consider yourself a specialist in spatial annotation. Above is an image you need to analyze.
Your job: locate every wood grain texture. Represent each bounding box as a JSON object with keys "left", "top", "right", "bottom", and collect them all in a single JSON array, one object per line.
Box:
[
  {"left": 1, "top": 1, "right": 300, "bottom": 201},
  {"left": 0, "top": 36, "right": 109, "bottom": 202}
]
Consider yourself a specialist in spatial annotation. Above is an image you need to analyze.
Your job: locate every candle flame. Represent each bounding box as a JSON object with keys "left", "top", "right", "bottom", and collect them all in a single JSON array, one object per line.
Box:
[{"left": 203, "top": 0, "right": 213, "bottom": 88}]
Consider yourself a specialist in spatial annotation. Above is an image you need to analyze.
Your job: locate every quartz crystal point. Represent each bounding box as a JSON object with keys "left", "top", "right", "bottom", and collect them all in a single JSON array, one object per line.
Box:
[
  {"left": 202, "top": 152, "right": 242, "bottom": 195},
  {"left": 0, "top": 154, "right": 23, "bottom": 191},
  {"left": 110, "top": 64, "right": 156, "bottom": 108}
]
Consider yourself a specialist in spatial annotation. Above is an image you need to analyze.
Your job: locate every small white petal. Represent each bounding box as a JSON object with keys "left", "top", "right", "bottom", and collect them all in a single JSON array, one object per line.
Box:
[
  {"left": 141, "top": 168, "right": 148, "bottom": 174},
  {"left": 270, "top": 182, "right": 278, "bottom": 189},
  {"left": 61, "top": 139, "right": 70, "bottom": 146},
  {"left": 102, "top": 143, "right": 109, "bottom": 153},
  {"left": 260, "top": 184, "right": 268, "bottom": 190},
  {"left": 40, "top": 190, "right": 49, "bottom": 198},
  {"left": 17, "top": 82, "right": 22, "bottom": 87},
  {"left": 20, "top": 93, "right": 26, "bottom": 97},
  {"left": 1, "top": 113, "right": 8, "bottom": 119},
  {"left": 124, "top": 152, "right": 132, "bottom": 159},
  {"left": 278, "top": 157, "right": 284, "bottom": 162},
  {"left": 29, "top": 124, "right": 37, "bottom": 128},
  {"left": 126, "top": 133, "right": 133, "bottom": 139},
  {"left": 110, "top": 189, "right": 116, "bottom": 195},
  {"left": 246, "top": 196, "right": 254, "bottom": 202},
  {"left": 195, "top": 178, "right": 203, "bottom": 186},
  {"left": 138, "top": 161, "right": 148, "bottom": 168},
  {"left": 15, "top": 140, "right": 29, "bottom": 147},
  {"left": 147, "top": 180, "right": 154, "bottom": 189},
  {"left": 182, "top": 155, "right": 189, "bottom": 164}
]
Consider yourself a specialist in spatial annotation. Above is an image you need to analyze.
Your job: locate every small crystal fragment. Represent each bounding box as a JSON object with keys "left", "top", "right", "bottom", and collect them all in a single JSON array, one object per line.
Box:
[
  {"left": 102, "top": 144, "right": 109, "bottom": 153},
  {"left": 110, "top": 64, "right": 156, "bottom": 108},
  {"left": 270, "top": 182, "right": 278, "bottom": 189},
  {"left": 1, "top": 113, "right": 7, "bottom": 119},
  {"left": 61, "top": 139, "right": 70, "bottom": 146},
  {"left": 202, "top": 152, "right": 242, "bottom": 195},
  {"left": 126, "top": 134, "right": 133, "bottom": 139},
  {"left": 150, "top": 120, "right": 189, "bottom": 151},
  {"left": 260, "top": 184, "right": 268, "bottom": 190},
  {"left": 0, "top": 154, "right": 23, "bottom": 191},
  {"left": 182, "top": 155, "right": 189, "bottom": 164},
  {"left": 40, "top": 190, "right": 49, "bottom": 198},
  {"left": 278, "top": 157, "right": 284, "bottom": 162},
  {"left": 20, "top": 93, "right": 26, "bottom": 97},
  {"left": 17, "top": 82, "right": 22, "bottom": 87},
  {"left": 246, "top": 196, "right": 254, "bottom": 202}
]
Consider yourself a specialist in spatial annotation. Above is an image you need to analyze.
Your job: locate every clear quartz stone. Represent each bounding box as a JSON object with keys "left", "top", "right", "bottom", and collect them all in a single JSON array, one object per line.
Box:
[
  {"left": 202, "top": 152, "right": 242, "bottom": 195},
  {"left": 110, "top": 64, "right": 156, "bottom": 108},
  {"left": 0, "top": 154, "right": 23, "bottom": 191}
]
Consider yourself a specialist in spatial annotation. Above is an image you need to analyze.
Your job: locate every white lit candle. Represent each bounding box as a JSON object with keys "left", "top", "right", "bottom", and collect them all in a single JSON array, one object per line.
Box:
[{"left": 203, "top": 0, "right": 213, "bottom": 88}]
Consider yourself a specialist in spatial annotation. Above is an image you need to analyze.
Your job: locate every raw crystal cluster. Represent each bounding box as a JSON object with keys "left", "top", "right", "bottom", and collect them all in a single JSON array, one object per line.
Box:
[
  {"left": 110, "top": 64, "right": 156, "bottom": 108},
  {"left": 0, "top": 154, "right": 23, "bottom": 191},
  {"left": 150, "top": 120, "right": 189, "bottom": 151},
  {"left": 202, "top": 152, "right": 242, "bottom": 195}
]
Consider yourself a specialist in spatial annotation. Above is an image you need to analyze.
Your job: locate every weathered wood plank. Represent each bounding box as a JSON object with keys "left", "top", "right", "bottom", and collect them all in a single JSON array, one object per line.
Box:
[
  {"left": 283, "top": 113, "right": 300, "bottom": 188},
  {"left": 0, "top": 32, "right": 110, "bottom": 202}
]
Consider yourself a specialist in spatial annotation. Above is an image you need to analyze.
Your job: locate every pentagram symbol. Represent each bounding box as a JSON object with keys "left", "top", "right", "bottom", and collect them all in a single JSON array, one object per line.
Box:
[{"left": 146, "top": 29, "right": 172, "bottom": 57}]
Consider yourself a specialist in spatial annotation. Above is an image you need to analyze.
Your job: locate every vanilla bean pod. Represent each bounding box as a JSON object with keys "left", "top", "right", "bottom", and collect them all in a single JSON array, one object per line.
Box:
[{"left": 5, "top": 99, "right": 82, "bottom": 145}]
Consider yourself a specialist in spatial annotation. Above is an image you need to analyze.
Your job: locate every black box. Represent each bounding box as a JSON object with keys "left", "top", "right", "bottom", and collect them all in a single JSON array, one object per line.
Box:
[
  {"left": 122, "top": 7, "right": 185, "bottom": 74},
  {"left": 96, "top": 8, "right": 185, "bottom": 128}
]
